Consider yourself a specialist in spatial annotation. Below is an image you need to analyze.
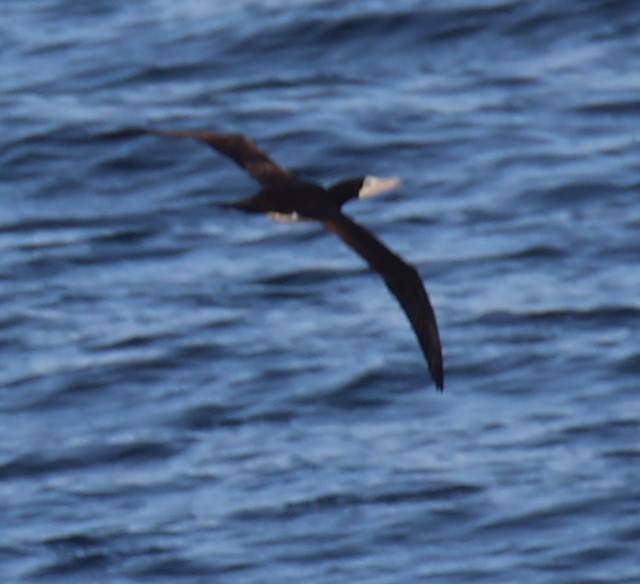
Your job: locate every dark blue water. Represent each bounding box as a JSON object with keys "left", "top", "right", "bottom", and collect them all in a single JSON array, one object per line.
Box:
[{"left": 2, "top": 1, "right": 640, "bottom": 582}]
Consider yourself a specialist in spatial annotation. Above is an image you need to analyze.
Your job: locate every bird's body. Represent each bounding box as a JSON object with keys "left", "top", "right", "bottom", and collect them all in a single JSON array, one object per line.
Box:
[
  {"left": 148, "top": 129, "right": 444, "bottom": 390},
  {"left": 223, "top": 179, "right": 333, "bottom": 220}
]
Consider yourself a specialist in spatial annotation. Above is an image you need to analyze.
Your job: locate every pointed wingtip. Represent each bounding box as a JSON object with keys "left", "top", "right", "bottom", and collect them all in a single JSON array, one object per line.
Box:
[
  {"left": 430, "top": 353, "right": 444, "bottom": 392},
  {"left": 433, "top": 370, "right": 444, "bottom": 392}
]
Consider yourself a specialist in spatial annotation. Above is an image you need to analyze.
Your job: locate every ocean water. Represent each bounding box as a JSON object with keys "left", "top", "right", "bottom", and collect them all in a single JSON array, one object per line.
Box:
[{"left": 2, "top": 0, "right": 640, "bottom": 582}]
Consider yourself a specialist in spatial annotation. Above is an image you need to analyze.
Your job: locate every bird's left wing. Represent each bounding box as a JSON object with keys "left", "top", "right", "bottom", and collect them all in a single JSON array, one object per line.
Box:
[{"left": 151, "top": 129, "right": 293, "bottom": 186}]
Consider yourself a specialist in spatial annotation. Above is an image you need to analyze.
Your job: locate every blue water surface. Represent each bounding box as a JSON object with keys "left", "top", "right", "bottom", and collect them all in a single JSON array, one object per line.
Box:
[{"left": 2, "top": 1, "right": 640, "bottom": 582}]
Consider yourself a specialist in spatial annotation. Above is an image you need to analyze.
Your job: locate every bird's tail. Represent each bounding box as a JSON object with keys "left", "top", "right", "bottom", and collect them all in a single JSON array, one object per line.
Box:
[{"left": 217, "top": 196, "right": 264, "bottom": 214}]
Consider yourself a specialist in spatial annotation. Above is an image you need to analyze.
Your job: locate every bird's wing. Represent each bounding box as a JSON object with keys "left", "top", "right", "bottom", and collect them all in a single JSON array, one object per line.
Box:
[
  {"left": 322, "top": 212, "right": 444, "bottom": 390},
  {"left": 152, "top": 129, "right": 292, "bottom": 186}
]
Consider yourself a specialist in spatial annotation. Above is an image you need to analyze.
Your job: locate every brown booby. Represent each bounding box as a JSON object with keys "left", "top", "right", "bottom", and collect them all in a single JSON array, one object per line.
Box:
[{"left": 149, "top": 129, "right": 444, "bottom": 390}]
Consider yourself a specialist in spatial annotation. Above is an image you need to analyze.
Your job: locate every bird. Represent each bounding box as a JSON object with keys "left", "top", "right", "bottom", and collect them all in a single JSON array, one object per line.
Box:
[{"left": 146, "top": 129, "right": 444, "bottom": 390}]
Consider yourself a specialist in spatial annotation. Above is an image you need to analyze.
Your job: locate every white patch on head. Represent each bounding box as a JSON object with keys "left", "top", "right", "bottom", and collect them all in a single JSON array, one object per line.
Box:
[
  {"left": 359, "top": 176, "right": 402, "bottom": 199},
  {"left": 267, "top": 211, "right": 301, "bottom": 223}
]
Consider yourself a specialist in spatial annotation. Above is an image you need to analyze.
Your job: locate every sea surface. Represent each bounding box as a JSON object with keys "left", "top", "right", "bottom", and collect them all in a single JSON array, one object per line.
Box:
[{"left": 2, "top": 1, "right": 640, "bottom": 582}]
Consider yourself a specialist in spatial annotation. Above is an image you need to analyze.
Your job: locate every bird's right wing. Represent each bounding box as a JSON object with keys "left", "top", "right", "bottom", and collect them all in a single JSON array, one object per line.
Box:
[
  {"left": 151, "top": 129, "right": 293, "bottom": 186},
  {"left": 323, "top": 213, "right": 444, "bottom": 390}
]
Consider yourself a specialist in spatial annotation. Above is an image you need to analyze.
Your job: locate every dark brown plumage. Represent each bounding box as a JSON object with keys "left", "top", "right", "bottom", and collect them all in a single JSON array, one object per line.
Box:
[{"left": 149, "top": 129, "right": 444, "bottom": 390}]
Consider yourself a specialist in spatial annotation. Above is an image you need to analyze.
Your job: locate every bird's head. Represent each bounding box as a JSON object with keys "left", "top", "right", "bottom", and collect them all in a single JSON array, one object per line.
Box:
[
  {"left": 358, "top": 176, "right": 402, "bottom": 198},
  {"left": 327, "top": 176, "right": 402, "bottom": 208}
]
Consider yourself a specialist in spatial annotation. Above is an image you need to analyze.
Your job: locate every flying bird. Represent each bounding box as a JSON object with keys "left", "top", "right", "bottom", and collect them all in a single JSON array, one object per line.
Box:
[{"left": 147, "top": 129, "right": 444, "bottom": 390}]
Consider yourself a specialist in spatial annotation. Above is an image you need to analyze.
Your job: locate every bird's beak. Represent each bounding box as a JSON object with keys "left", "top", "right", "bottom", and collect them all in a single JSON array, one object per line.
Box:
[{"left": 359, "top": 176, "right": 402, "bottom": 198}]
